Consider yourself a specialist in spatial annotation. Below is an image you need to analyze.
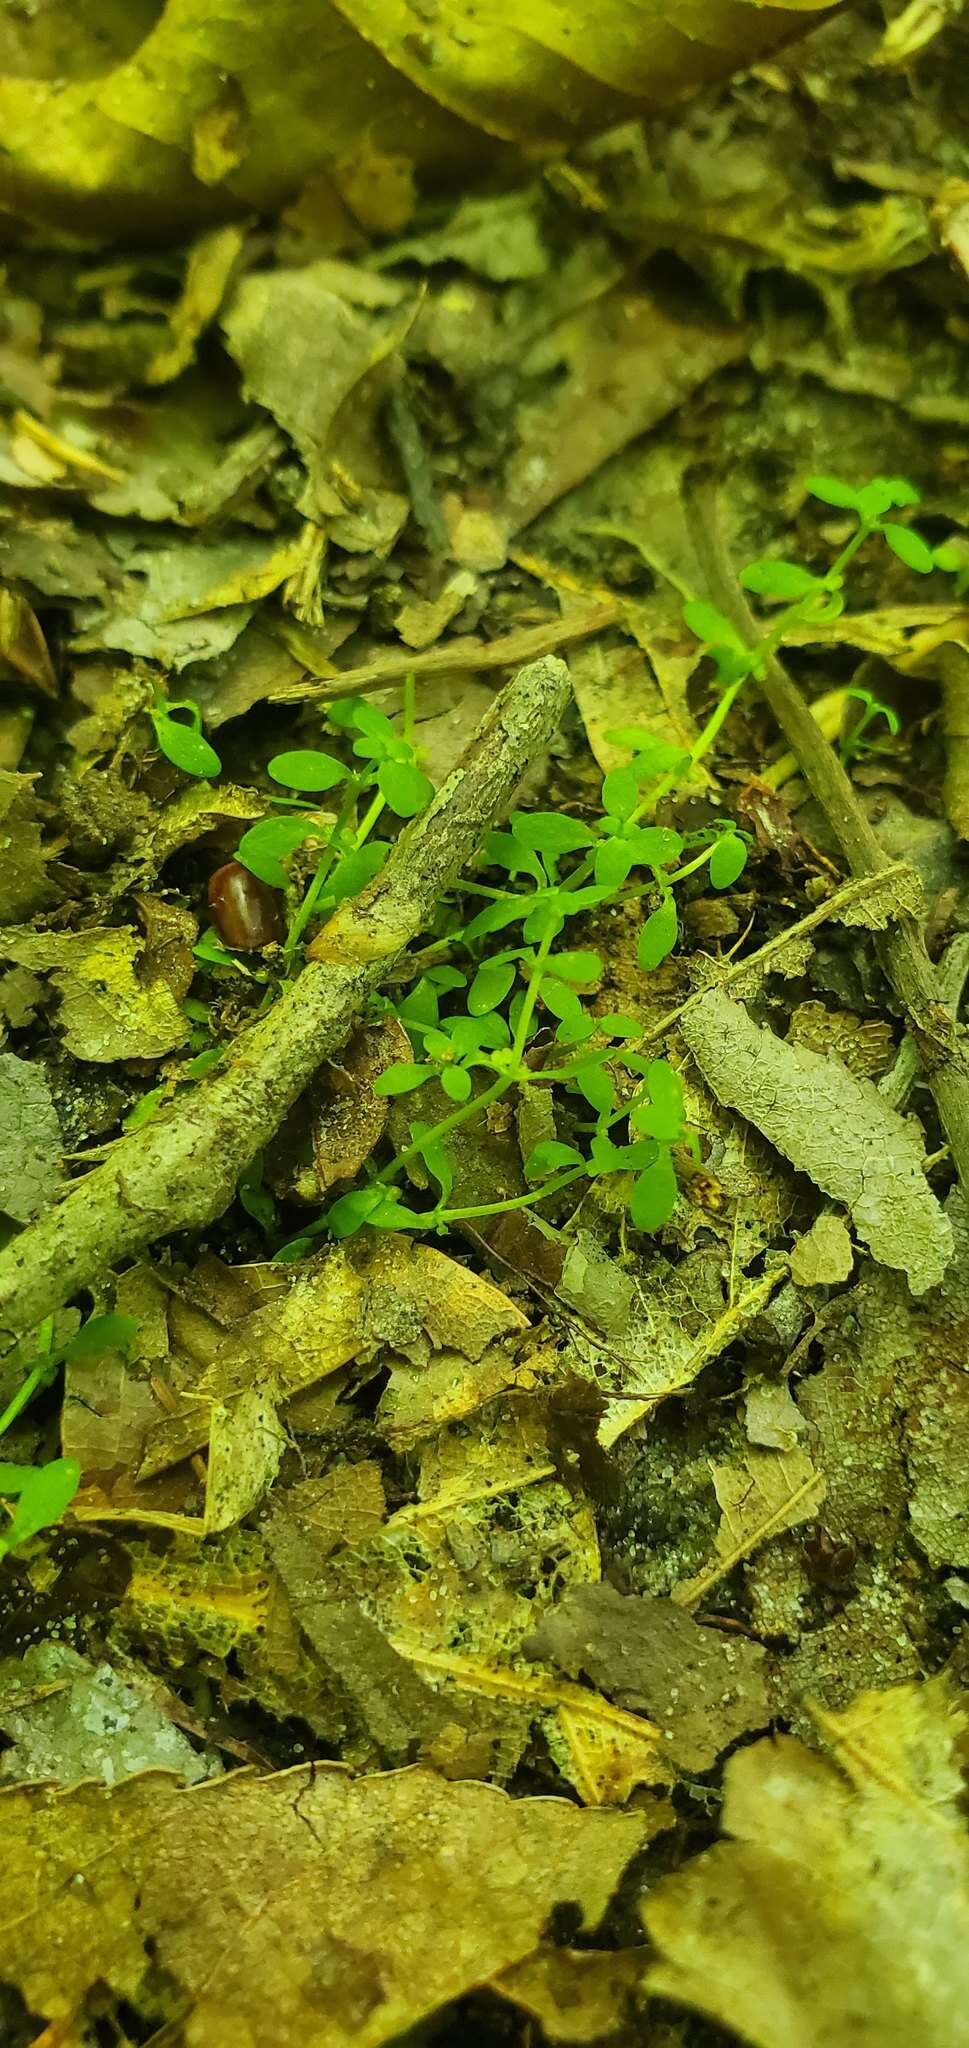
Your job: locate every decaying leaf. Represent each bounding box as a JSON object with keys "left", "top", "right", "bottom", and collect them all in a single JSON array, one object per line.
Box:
[
  {"left": 906, "top": 1365, "right": 969, "bottom": 1568},
  {"left": 0, "top": 1764, "right": 647, "bottom": 2048},
  {"left": 267, "top": 1507, "right": 456, "bottom": 1765},
  {"left": 790, "top": 1211, "right": 855, "bottom": 1287},
  {"left": 301, "top": 1016, "right": 412, "bottom": 1198},
  {"left": 645, "top": 1678, "right": 969, "bottom": 2048},
  {"left": 0, "top": 585, "right": 56, "bottom": 695},
  {"left": 204, "top": 1388, "right": 286, "bottom": 1535},
  {"left": 0, "top": 927, "right": 189, "bottom": 1061},
  {"left": 681, "top": 988, "right": 952, "bottom": 1293},
  {"left": 530, "top": 1581, "right": 770, "bottom": 1772},
  {"left": 587, "top": 1253, "right": 785, "bottom": 1448},
  {"left": 0, "top": 1050, "right": 62, "bottom": 1222},
  {"left": 674, "top": 1446, "right": 826, "bottom": 1609},
  {"left": 138, "top": 1237, "right": 528, "bottom": 1476},
  {"left": 222, "top": 263, "right": 412, "bottom": 521},
  {"left": 0, "top": 769, "right": 57, "bottom": 923},
  {"left": 0, "top": 1643, "right": 217, "bottom": 1788}
]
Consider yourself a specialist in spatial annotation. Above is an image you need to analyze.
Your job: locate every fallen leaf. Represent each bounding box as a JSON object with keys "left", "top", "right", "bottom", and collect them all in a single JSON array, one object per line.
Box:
[
  {"left": 906, "top": 1365, "right": 969, "bottom": 1568},
  {"left": 222, "top": 262, "right": 412, "bottom": 520},
  {"left": 139, "top": 1237, "right": 527, "bottom": 1473},
  {"left": 644, "top": 1677, "right": 969, "bottom": 2048},
  {"left": 529, "top": 1581, "right": 770, "bottom": 1772},
  {"left": 0, "top": 769, "right": 57, "bottom": 923},
  {"left": 0, "top": 1642, "right": 217, "bottom": 1788},
  {"left": 0, "top": 1764, "right": 647, "bottom": 2047},
  {"left": 268, "top": 1508, "right": 455, "bottom": 1765},
  {"left": 0, "top": 3, "right": 837, "bottom": 237},
  {"left": 204, "top": 1388, "right": 286, "bottom": 1535},
  {"left": 146, "top": 223, "right": 247, "bottom": 384},
  {"left": 673, "top": 1447, "right": 826, "bottom": 1609},
  {"left": 494, "top": 1946, "right": 646, "bottom": 2044},
  {"left": 790, "top": 1211, "right": 855, "bottom": 1287},
  {"left": 681, "top": 988, "right": 952, "bottom": 1293},
  {"left": 0, "top": 1050, "right": 62, "bottom": 1222},
  {"left": 0, "top": 585, "right": 56, "bottom": 695},
  {"left": 0, "top": 927, "right": 189, "bottom": 1061},
  {"left": 395, "top": 1644, "right": 670, "bottom": 1808},
  {"left": 305, "top": 1017, "right": 412, "bottom": 1196}
]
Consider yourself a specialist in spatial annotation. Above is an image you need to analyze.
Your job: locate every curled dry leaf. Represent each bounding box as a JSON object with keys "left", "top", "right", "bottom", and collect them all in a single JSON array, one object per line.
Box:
[{"left": 307, "top": 1016, "right": 412, "bottom": 1197}]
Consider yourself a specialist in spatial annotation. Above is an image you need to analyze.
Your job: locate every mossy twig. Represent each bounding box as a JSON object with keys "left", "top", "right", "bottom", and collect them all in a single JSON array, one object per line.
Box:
[{"left": 0, "top": 657, "right": 570, "bottom": 1349}]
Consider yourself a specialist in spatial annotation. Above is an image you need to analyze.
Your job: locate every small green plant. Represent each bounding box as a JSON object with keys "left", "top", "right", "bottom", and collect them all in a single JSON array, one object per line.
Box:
[
  {"left": 270, "top": 470, "right": 961, "bottom": 1255},
  {"left": 838, "top": 685, "right": 900, "bottom": 768},
  {"left": 193, "top": 676, "right": 434, "bottom": 973},
  {"left": 0, "top": 1311, "right": 137, "bottom": 1560},
  {"left": 150, "top": 693, "right": 222, "bottom": 778}
]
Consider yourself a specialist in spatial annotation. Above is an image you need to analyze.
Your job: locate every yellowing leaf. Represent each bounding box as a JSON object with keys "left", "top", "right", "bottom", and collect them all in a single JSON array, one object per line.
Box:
[
  {"left": 0, "top": 1765, "right": 648, "bottom": 2047},
  {"left": 673, "top": 1447, "right": 826, "bottom": 1608},
  {"left": 0, "top": 927, "right": 189, "bottom": 1062},
  {"left": 0, "top": 2, "right": 839, "bottom": 237},
  {"left": 394, "top": 1643, "right": 671, "bottom": 1806},
  {"left": 644, "top": 1678, "right": 969, "bottom": 2048}
]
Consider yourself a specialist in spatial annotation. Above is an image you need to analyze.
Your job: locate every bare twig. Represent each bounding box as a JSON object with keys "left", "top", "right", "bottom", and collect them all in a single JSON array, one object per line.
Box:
[
  {"left": 0, "top": 657, "right": 571, "bottom": 1349},
  {"left": 686, "top": 475, "right": 969, "bottom": 1203},
  {"left": 641, "top": 861, "right": 915, "bottom": 1048},
  {"left": 272, "top": 604, "right": 618, "bottom": 703}
]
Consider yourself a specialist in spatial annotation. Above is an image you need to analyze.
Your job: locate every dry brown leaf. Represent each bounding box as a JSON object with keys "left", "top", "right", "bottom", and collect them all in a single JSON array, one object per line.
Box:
[
  {"left": 0, "top": 1765, "right": 647, "bottom": 2047},
  {"left": 530, "top": 1582, "right": 770, "bottom": 1772},
  {"left": 308, "top": 1017, "right": 412, "bottom": 1195},
  {"left": 645, "top": 1678, "right": 969, "bottom": 2048}
]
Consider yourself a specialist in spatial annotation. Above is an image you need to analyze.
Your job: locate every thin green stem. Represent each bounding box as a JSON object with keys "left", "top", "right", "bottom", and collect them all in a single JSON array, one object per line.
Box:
[
  {"left": 380, "top": 925, "right": 557, "bottom": 1193},
  {"left": 433, "top": 1166, "right": 587, "bottom": 1224},
  {"left": 283, "top": 773, "right": 386, "bottom": 965},
  {"left": 378, "top": 1073, "right": 510, "bottom": 1185},
  {"left": 511, "top": 919, "right": 556, "bottom": 1059},
  {"left": 354, "top": 789, "right": 386, "bottom": 849},
  {"left": 0, "top": 1315, "right": 55, "bottom": 1440}
]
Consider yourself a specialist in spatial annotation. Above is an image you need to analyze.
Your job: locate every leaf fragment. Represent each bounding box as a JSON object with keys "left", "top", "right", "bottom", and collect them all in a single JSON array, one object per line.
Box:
[{"left": 681, "top": 989, "right": 952, "bottom": 1293}]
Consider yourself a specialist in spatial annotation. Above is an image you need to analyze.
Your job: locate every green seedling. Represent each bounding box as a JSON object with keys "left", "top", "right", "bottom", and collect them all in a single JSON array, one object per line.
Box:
[
  {"left": 150, "top": 694, "right": 221, "bottom": 778},
  {"left": 278, "top": 471, "right": 963, "bottom": 1254},
  {"left": 230, "top": 678, "right": 432, "bottom": 966},
  {"left": 838, "top": 686, "right": 900, "bottom": 767}
]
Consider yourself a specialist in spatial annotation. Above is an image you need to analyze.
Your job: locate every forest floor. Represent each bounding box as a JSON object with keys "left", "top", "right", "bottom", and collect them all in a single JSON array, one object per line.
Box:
[{"left": 0, "top": 6, "right": 969, "bottom": 2046}]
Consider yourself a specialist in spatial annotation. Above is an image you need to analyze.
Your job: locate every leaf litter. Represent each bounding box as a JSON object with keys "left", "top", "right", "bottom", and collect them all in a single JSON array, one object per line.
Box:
[{"left": 1, "top": 6, "right": 969, "bottom": 2045}]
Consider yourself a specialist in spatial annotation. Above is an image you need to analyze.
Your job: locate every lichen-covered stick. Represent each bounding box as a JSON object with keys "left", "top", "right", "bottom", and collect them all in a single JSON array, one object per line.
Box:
[{"left": 0, "top": 656, "right": 571, "bottom": 1348}]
